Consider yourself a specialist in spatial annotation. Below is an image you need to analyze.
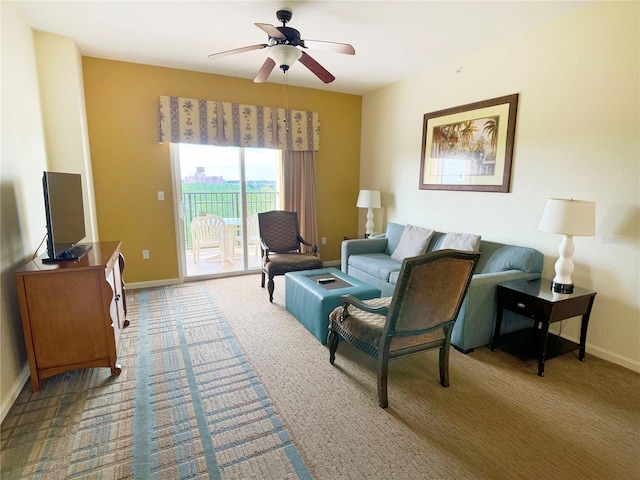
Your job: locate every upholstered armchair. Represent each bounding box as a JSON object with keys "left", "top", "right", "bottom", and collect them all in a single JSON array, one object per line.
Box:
[
  {"left": 328, "top": 249, "right": 480, "bottom": 408},
  {"left": 258, "top": 210, "right": 323, "bottom": 302}
]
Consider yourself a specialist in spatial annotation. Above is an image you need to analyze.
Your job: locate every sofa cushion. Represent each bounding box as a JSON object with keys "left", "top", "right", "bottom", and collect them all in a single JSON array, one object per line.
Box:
[
  {"left": 390, "top": 225, "right": 435, "bottom": 261},
  {"left": 481, "top": 245, "right": 544, "bottom": 274},
  {"left": 348, "top": 253, "right": 401, "bottom": 282},
  {"left": 384, "top": 223, "right": 406, "bottom": 256},
  {"left": 437, "top": 232, "right": 481, "bottom": 251}
]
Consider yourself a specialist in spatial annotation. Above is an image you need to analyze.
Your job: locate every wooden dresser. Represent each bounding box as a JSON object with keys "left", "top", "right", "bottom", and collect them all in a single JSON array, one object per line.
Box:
[{"left": 14, "top": 241, "right": 128, "bottom": 391}]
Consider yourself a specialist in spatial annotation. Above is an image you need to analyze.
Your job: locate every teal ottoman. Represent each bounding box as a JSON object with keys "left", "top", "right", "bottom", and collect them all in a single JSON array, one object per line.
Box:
[{"left": 285, "top": 267, "right": 381, "bottom": 344}]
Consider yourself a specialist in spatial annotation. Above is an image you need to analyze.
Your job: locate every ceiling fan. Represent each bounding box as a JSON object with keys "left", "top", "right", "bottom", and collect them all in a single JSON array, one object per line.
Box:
[{"left": 208, "top": 9, "right": 355, "bottom": 84}]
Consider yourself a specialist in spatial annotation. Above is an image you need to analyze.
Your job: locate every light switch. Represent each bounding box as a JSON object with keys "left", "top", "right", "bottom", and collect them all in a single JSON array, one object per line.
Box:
[{"left": 158, "top": 191, "right": 165, "bottom": 201}]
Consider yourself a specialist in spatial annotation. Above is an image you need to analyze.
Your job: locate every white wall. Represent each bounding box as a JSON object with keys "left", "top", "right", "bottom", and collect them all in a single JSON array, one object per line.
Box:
[
  {"left": 0, "top": 6, "right": 98, "bottom": 421},
  {"left": 0, "top": 2, "right": 49, "bottom": 419},
  {"left": 34, "top": 31, "right": 99, "bottom": 242},
  {"left": 361, "top": 2, "right": 639, "bottom": 370}
]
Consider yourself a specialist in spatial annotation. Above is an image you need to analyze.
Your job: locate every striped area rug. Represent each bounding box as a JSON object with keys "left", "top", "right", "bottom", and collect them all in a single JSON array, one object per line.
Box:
[{"left": 1, "top": 283, "right": 311, "bottom": 479}]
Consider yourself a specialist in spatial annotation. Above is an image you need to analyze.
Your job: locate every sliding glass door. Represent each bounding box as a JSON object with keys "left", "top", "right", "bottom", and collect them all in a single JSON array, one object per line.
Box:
[{"left": 172, "top": 144, "right": 281, "bottom": 279}]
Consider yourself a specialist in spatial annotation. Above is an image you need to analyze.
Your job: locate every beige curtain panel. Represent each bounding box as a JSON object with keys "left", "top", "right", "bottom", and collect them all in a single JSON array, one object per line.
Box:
[
  {"left": 158, "top": 96, "right": 320, "bottom": 151},
  {"left": 283, "top": 150, "right": 319, "bottom": 254}
]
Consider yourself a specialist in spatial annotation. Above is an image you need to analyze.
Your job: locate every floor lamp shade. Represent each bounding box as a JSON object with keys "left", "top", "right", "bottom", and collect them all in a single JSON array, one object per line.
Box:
[
  {"left": 539, "top": 198, "right": 595, "bottom": 293},
  {"left": 356, "top": 190, "right": 381, "bottom": 237}
]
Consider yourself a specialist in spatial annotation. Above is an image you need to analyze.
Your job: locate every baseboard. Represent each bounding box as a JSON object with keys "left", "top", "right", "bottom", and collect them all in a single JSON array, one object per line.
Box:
[
  {"left": 584, "top": 344, "right": 640, "bottom": 373},
  {"left": 1, "top": 364, "right": 30, "bottom": 423},
  {"left": 322, "top": 260, "right": 341, "bottom": 267},
  {"left": 127, "top": 278, "right": 181, "bottom": 290},
  {"left": 560, "top": 333, "right": 640, "bottom": 373}
]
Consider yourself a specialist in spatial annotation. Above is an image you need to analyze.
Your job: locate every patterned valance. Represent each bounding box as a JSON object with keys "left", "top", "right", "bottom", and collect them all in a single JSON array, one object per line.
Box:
[{"left": 158, "top": 96, "right": 320, "bottom": 151}]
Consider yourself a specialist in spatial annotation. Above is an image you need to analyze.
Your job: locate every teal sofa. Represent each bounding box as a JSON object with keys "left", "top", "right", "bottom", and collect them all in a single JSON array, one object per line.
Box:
[{"left": 341, "top": 223, "right": 544, "bottom": 353}]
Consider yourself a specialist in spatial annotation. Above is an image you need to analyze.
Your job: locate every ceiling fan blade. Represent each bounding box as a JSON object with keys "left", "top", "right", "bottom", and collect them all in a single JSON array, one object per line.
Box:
[
  {"left": 208, "top": 44, "right": 267, "bottom": 60},
  {"left": 298, "top": 52, "right": 335, "bottom": 84},
  {"left": 255, "top": 23, "right": 286, "bottom": 39},
  {"left": 254, "top": 58, "right": 276, "bottom": 83},
  {"left": 302, "top": 40, "right": 355, "bottom": 55}
]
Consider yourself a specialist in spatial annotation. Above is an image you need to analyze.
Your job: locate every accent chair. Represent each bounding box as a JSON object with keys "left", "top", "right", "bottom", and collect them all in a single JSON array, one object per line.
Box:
[
  {"left": 258, "top": 210, "right": 323, "bottom": 302},
  {"left": 328, "top": 249, "right": 480, "bottom": 408}
]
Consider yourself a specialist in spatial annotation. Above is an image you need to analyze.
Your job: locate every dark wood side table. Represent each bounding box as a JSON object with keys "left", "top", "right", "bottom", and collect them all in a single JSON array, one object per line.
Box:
[{"left": 491, "top": 278, "right": 596, "bottom": 377}]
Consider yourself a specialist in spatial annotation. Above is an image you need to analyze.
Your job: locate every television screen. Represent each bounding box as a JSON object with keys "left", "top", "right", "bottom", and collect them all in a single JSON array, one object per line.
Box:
[{"left": 42, "top": 171, "right": 91, "bottom": 261}]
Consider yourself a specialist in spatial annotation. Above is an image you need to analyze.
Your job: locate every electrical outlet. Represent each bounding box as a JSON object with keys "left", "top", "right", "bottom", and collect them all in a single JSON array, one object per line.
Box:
[
  {"left": 157, "top": 191, "right": 165, "bottom": 201},
  {"left": 142, "top": 249, "right": 150, "bottom": 259},
  {"left": 322, "top": 237, "right": 327, "bottom": 245}
]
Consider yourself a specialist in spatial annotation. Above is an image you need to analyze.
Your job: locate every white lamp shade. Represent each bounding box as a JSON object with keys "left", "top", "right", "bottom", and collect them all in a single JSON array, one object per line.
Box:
[
  {"left": 538, "top": 198, "right": 595, "bottom": 236},
  {"left": 356, "top": 190, "right": 381, "bottom": 209},
  {"left": 268, "top": 45, "right": 302, "bottom": 69}
]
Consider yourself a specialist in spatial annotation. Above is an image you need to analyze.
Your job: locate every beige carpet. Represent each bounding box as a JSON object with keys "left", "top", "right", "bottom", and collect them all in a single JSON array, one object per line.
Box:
[
  {"left": 206, "top": 274, "right": 640, "bottom": 480},
  {"left": 1, "top": 273, "right": 638, "bottom": 479}
]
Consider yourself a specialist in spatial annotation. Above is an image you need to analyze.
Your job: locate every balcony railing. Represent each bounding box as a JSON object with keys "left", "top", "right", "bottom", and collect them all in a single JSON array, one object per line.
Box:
[{"left": 182, "top": 191, "right": 278, "bottom": 248}]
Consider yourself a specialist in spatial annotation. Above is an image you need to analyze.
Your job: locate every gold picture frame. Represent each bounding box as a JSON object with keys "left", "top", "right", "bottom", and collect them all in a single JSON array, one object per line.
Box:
[{"left": 419, "top": 94, "right": 519, "bottom": 192}]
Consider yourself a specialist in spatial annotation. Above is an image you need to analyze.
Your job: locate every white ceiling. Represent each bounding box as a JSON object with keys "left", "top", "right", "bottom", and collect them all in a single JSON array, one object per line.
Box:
[{"left": 12, "top": 0, "right": 591, "bottom": 95}]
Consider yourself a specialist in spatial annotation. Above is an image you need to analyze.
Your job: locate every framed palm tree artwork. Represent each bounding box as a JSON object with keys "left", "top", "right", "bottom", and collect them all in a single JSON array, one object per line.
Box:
[{"left": 419, "top": 93, "right": 518, "bottom": 192}]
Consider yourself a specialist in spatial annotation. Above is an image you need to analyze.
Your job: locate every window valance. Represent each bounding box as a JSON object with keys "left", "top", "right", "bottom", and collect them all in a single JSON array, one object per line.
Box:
[{"left": 158, "top": 96, "right": 320, "bottom": 151}]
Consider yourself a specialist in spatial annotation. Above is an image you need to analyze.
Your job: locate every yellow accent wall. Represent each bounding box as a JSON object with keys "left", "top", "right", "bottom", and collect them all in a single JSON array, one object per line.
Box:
[{"left": 82, "top": 58, "right": 362, "bottom": 283}]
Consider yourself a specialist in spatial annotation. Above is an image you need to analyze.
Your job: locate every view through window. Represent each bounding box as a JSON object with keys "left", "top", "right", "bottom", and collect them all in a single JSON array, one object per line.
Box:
[{"left": 177, "top": 144, "right": 281, "bottom": 278}]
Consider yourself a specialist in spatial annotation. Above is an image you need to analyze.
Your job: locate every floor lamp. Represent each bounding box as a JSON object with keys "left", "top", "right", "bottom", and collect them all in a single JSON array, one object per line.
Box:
[
  {"left": 538, "top": 198, "right": 595, "bottom": 294},
  {"left": 356, "top": 190, "right": 381, "bottom": 238}
]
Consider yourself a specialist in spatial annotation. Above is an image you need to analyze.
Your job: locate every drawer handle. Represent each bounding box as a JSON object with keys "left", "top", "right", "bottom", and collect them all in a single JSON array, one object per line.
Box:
[{"left": 517, "top": 302, "right": 526, "bottom": 309}]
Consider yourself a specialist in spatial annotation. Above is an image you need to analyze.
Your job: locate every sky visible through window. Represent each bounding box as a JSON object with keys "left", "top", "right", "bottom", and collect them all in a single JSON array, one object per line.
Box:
[{"left": 179, "top": 144, "right": 278, "bottom": 182}]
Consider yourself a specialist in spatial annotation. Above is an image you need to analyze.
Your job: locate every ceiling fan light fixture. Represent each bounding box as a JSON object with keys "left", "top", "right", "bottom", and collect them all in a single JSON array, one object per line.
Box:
[
  {"left": 209, "top": 9, "right": 353, "bottom": 83},
  {"left": 268, "top": 44, "right": 302, "bottom": 71}
]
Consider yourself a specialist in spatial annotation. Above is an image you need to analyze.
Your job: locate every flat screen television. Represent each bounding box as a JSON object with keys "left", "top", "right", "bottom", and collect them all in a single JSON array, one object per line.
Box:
[{"left": 42, "top": 171, "right": 92, "bottom": 262}]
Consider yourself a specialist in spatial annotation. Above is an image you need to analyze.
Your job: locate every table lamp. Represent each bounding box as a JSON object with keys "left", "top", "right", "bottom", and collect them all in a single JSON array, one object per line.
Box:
[
  {"left": 538, "top": 198, "right": 595, "bottom": 294},
  {"left": 356, "top": 190, "right": 381, "bottom": 237}
]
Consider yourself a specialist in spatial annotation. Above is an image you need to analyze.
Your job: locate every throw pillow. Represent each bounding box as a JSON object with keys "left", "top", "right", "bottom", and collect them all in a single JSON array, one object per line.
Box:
[
  {"left": 437, "top": 232, "right": 481, "bottom": 251},
  {"left": 390, "top": 225, "right": 435, "bottom": 261}
]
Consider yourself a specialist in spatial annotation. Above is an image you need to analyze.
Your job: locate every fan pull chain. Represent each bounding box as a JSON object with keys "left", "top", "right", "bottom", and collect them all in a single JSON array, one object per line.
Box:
[{"left": 283, "top": 71, "right": 289, "bottom": 132}]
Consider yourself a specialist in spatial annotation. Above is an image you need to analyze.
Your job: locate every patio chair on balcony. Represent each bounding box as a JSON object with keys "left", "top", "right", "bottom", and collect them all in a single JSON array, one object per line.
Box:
[
  {"left": 247, "top": 213, "right": 260, "bottom": 257},
  {"left": 191, "top": 215, "right": 226, "bottom": 268}
]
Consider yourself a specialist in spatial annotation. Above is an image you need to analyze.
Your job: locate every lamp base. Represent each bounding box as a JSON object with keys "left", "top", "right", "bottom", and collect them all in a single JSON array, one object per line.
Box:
[
  {"left": 364, "top": 207, "right": 375, "bottom": 238},
  {"left": 551, "top": 281, "right": 574, "bottom": 294}
]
